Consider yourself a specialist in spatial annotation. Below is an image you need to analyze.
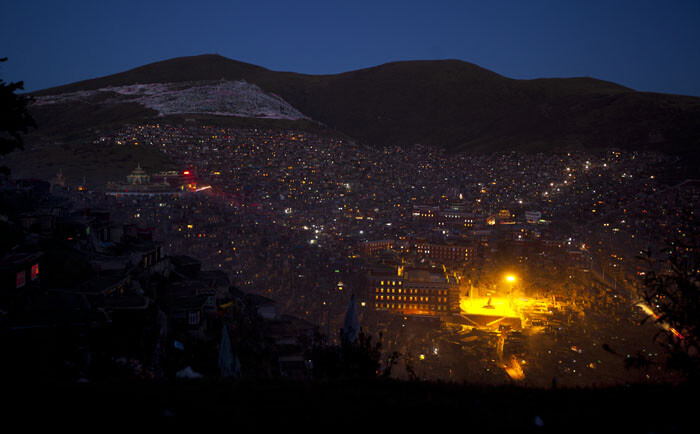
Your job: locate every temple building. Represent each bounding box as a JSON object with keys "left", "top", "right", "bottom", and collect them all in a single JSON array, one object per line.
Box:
[
  {"left": 106, "top": 165, "right": 182, "bottom": 197},
  {"left": 126, "top": 164, "right": 150, "bottom": 184}
]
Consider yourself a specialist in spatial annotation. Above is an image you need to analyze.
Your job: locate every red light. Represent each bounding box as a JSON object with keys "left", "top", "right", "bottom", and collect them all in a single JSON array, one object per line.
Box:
[
  {"left": 183, "top": 171, "right": 191, "bottom": 175},
  {"left": 16, "top": 271, "right": 25, "bottom": 288}
]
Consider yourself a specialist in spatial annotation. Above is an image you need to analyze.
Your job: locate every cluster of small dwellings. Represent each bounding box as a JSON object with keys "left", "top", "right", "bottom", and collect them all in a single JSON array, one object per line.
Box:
[
  {"left": 0, "top": 179, "right": 318, "bottom": 380},
  {"left": 75, "top": 123, "right": 675, "bottom": 330}
]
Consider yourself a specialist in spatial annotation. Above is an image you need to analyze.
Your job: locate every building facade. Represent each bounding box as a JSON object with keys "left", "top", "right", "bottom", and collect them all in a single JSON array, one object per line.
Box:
[{"left": 367, "top": 266, "right": 461, "bottom": 317}]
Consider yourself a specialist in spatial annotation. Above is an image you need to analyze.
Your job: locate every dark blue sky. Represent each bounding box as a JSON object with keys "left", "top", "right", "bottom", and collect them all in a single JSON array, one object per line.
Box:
[{"left": 2, "top": 0, "right": 699, "bottom": 95}]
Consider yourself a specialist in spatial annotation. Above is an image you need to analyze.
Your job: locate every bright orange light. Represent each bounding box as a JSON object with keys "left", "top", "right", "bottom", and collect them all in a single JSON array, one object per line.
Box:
[
  {"left": 637, "top": 302, "right": 685, "bottom": 339},
  {"left": 506, "top": 275, "right": 516, "bottom": 283},
  {"left": 183, "top": 170, "right": 191, "bottom": 175},
  {"left": 670, "top": 327, "right": 685, "bottom": 340},
  {"left": 503, "top": 355, "right": 525, "bottom": 380}
]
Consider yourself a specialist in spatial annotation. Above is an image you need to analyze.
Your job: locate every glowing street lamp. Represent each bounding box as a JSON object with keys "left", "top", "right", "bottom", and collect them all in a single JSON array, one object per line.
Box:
[{"left": 505, "top": 275, "right": 517, "bottom": 309}]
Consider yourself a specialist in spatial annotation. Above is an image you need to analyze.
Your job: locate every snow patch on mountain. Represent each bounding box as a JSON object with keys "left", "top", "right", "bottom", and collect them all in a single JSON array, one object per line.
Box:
[{"left": 33, "top": 80, "right": 309, "bottom": 120}]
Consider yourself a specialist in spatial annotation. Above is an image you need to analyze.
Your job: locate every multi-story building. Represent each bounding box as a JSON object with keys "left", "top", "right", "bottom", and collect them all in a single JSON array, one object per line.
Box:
[
  {"left": 413, "top": 205, "right": 480, "bottom": 229},
  {"left": 360, "top": 239, "right": 394, "bottom": 257},
  {"left": 525, "top": 210, "right": 542, "bottom": 224},
  {"left": 414, "top": 241, "right": 475, "bottom": 264},
  {"left": 412, "top": 205, "right": 440, "bottom": 221},
  {"left": 438, "top": 210, "right": 477, "bottom": 228},
  {"left": 367, "top": 265, "right": 461, "bottom": 316}
]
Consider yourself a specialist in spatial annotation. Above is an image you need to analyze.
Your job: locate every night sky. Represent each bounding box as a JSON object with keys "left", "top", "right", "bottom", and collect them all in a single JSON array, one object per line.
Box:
[{"left": 1, "top": 0, "right": 699, "bottom": 96}]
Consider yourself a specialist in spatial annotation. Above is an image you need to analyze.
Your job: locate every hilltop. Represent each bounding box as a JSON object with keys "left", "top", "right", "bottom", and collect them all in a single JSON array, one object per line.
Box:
[{"left": 30, "top": 54, "right": 700, "bottom": 155}]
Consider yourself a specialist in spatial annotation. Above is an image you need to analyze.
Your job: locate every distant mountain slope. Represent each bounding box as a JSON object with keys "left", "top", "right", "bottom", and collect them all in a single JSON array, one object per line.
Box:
[
  {"left": 34, "top": 80, "right": 309, "bottom": 120},
  {"left": 32, "top": 54, "right": 700, "bottom": 154}
]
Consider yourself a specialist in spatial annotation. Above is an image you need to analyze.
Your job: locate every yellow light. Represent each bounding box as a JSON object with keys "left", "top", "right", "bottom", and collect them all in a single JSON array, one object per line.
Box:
[
  {"left": 459, "top": 297, "right": 520, "bottom": 318},
  {"left": 506, "top": 275, "right": 516, "bottom": 283}
]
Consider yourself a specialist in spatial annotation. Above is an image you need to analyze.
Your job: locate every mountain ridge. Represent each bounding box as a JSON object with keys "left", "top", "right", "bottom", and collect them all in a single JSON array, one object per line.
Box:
[{"left": 29, "top": 54, "right": 700, "bottom": 155}]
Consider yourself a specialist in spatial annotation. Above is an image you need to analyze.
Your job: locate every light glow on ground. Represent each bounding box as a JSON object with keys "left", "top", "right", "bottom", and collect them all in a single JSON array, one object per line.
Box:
[{"left": 460, "top": 296, "right": 521, "bottom": 318}]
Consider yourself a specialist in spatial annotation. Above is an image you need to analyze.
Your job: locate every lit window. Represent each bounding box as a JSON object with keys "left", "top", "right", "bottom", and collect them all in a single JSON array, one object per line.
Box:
[
  {"left": 31, "top": 264, "right": 39, "bottom": 280},
  {"left": 16, "top": 271, "right": 26, "bottom": 288}
]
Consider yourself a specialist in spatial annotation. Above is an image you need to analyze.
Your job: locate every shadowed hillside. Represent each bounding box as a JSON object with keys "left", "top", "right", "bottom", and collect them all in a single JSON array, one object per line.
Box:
[{"left": 32, "top": 54, "right": 700, "bottom": 156}]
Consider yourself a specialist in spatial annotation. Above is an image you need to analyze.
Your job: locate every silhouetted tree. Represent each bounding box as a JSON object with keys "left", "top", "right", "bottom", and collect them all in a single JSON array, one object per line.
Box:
[
  {"left": 0, "top": 57, "right": 36, "bottom": 175},
  {"left": 635, "top": 239, "right": 700, "bottom": 381},
  {"left": 310, "top": 328, "right": 398, "bottom": 379}
]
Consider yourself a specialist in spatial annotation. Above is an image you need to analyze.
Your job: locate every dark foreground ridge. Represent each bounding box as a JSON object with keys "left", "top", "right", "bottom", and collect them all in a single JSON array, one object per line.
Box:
[
  {"left": 31, "top": 54, "right": 700, "bottom": 155},
  {"left": 6, "top": 378, "right": 695, "bottom": 431}
]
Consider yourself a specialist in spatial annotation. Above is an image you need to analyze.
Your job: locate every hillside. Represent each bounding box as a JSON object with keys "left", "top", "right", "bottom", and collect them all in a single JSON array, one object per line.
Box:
[
  {"left": 31, "top": 54, "right": 700, "bottom": 155},
  {"left": 33, "top": 80, "right": 309, "bottom": 120}
]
